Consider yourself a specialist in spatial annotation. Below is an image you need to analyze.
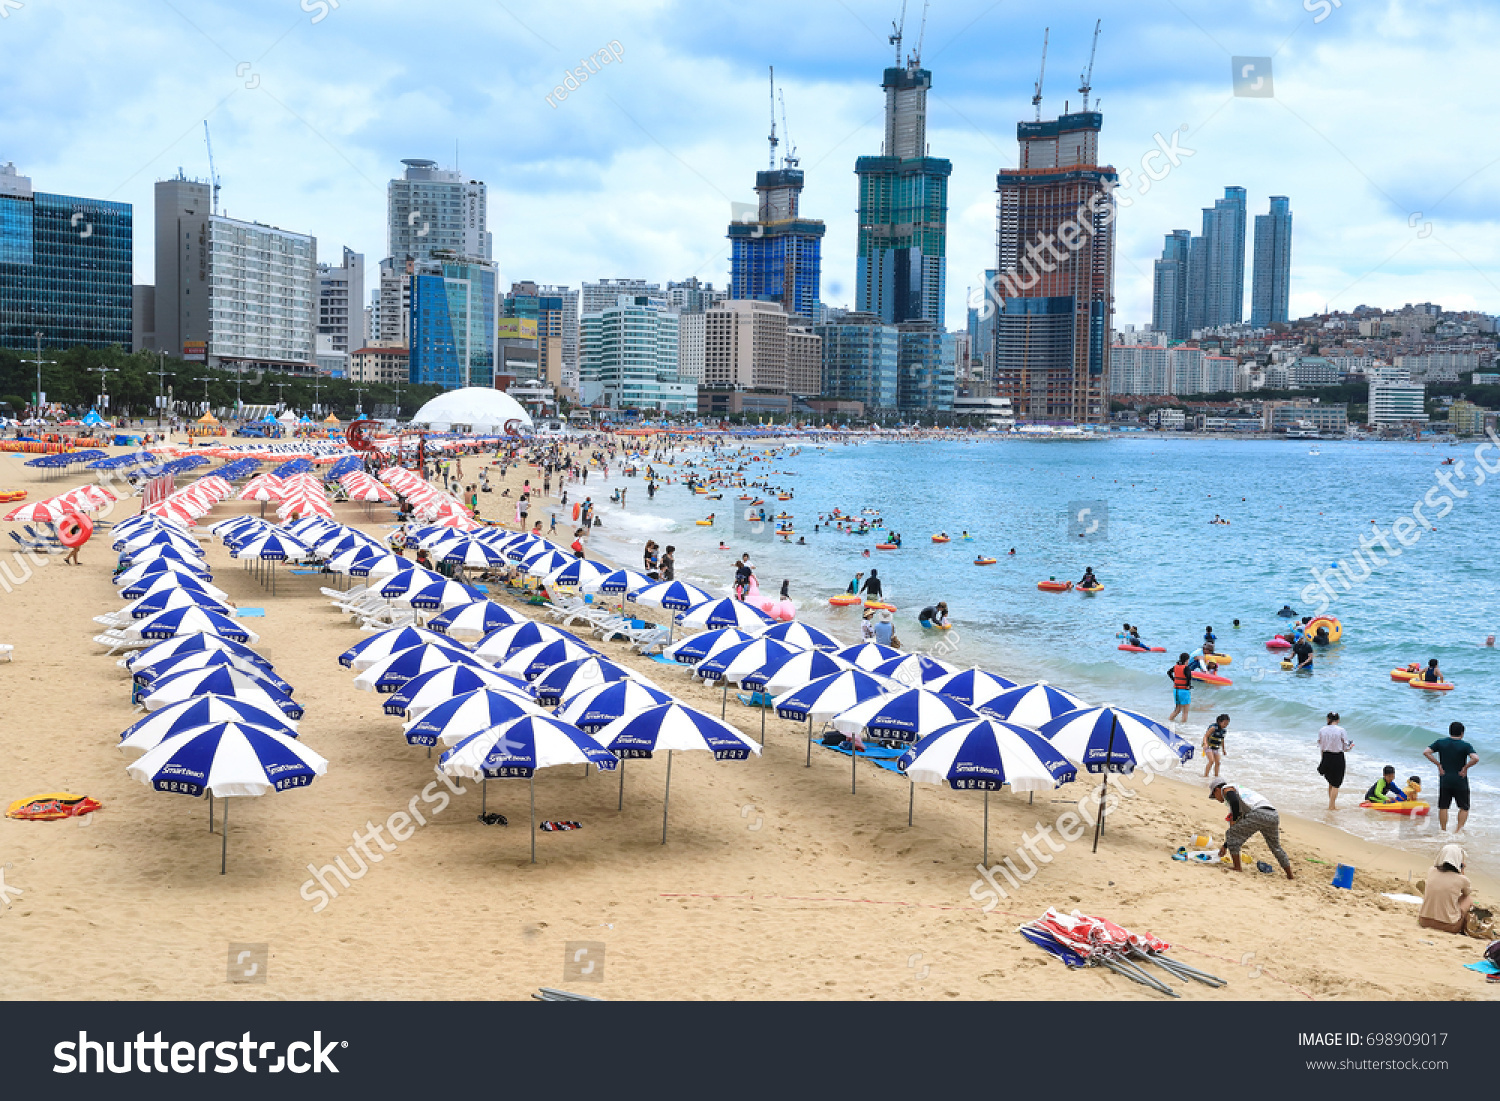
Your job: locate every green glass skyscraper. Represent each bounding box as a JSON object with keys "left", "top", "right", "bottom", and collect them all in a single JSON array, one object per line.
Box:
[{"left": 855, "top": 55, "right": 950, "bottom": 326}]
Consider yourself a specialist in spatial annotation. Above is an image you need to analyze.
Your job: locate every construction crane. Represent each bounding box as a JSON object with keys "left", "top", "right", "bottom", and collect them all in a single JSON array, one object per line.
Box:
[
  {"left": 1032, "top": 28, "right": 1050, "bottom": 122},
  {"left": 889, "top": 0, "right": 907, "bottom": 66},
  {"left": 778, "top": 88, "right": 798, "bottom": 168},
  {"left": 767, "top": 66, "right": 779, "bottom": 170},
  {"left": 1078, "top": 19, "right": 1101, "bottom": 112},
  {"left": 913, "top": 0, "right": 929, "bottom": 65},
  {"left": 203, "top": 120, "right": 221, "bottom": 216}
]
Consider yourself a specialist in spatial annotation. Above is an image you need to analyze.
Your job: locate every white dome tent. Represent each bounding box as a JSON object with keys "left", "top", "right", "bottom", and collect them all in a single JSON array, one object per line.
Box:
[{"left": 409, "top": 387, "right": 534, "bottom": 435}]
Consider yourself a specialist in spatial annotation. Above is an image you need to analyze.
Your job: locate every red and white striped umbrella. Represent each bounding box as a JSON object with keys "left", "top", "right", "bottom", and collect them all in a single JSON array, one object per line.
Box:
[
  {"left": 3, "top": 498, "right": 72, "bottom": 522},
  {"left": 237, "top": 474, "right": 285, "bottom": 502}
]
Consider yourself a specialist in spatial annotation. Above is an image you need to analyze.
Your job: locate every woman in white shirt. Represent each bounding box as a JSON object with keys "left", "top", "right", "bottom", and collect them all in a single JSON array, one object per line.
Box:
[{"left": 1316, "top": 711, "right": 1354, "bottom": 810}]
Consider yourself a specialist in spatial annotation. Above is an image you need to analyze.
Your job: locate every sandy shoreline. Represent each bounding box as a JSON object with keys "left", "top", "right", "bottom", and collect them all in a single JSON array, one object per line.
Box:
[{"left": 0, "top": 441, "right": 1495, "bottom": 1002}]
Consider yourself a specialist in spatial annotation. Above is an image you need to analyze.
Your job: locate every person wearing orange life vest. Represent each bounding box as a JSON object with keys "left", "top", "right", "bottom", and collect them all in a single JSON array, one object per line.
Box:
[{"left": 1168, "top": 652, "right": 1193, "bottom": 724}]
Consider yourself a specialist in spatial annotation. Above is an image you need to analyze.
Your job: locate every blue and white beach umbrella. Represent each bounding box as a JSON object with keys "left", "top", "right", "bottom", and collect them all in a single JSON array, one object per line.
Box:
[
  {"left": 629, "top": 579, "right": 715, "bottom": 611},
  {"left": 127, "top": 722, "right": 328, "bottom": 873},
  {"left": 927, "top": 667, "right": 1018, "bottom": 711},
  {"left": 760, "top": 649, "right": 858, "bottom": 695},
  {"left": 772, "top": 668, "right": 899, "bottom": 766},
  {"left": 873, "top": 652, "right": 961, "bottom": 688},
  {"left": 830, "top": 687, "right": 980, "bottom": 793},
  {"left": 530, "top": 655, "right": 651, "bottom": 706},
  {"left": 352, "top": 642, "right": 488, "bottom": 694},
  {"left": 591, "top": 567, "right": 653, "bottom": 594},
  {"left": 338, "top": 550, "right": 405, "bottom": 577},
  {"left": 693, "top": 637, "right": 805, "bottom": 685},
  {"left": 523, "top": 549, "right": 574, "bottom": 578},
  {"left": 427, "top": 600, "right": 523, "bottom": 639},
  {"left": 898, "top": 718, "right": 1078, "bottom": 862},
  {"left": 553, "top": 680, "right": 674, "bottom": 733},
  {"left": 119, "top": 545, "right": 206, "bottom": 570},
  {"left": 377, "top": 566, "right": 447, "bottom": 598},
  {"left": 503, "top": 535, "right": 553, "bottom": 561},
  {"left": 545, "top": 557, "right": 615, "bottom": 590},
  {"left": 982, "top": 681, "right": 1090, "bottom": 727},
  {"left": 402, "top": 687, "right": 547, "bottom": 748},
  {"left": 1036, "top": 706, "right": 1193, "bottom": 774},
  {"left": 397, "top": 578, "right": 486, "bottom": 611},
  {"left": 592, "top": 702, "right": 762, "bottom": 842},
  {"left": 233, "top": 531, "right": 310, "bottom": 561},
  {"left": 474, "top": 621, "right": 587, "bottom": 664},
  {"left": 384, "top": 664, "right": 533, "bottom": 719},
  {"left": 834, "top": 642, "right": 904, "bottom": 671},
  {"left": 833, "top": 687, "right": 979, "bottom": 743},
  {"left": 339, "top": 626, "right": 456, "bottom": 670},
  {"left": 757, "top": 620, "right": 843, "bottom": 652},
  {"left": 127, "top": 632, "right": 270, "bottom": 673},
  {"left": 131, "top": 649, "right": 294, "bottom": 696},
  {"left": 440, "top": 715, "right": 618, "bottom": 861},
  {"left": 117, "top": 695, "right": 298, "bottom": 757},
  {"left": 123, "top": 606, "right": 258, "bottom": 645},
  {"left": 663, "top": 627, "right": 759, "bottom": 666},
  {"left": 122, "top": 587, "right": 234, "bottom": 620},
  {"left": 496, "top": 638, "right": 601, "bottom": 681},
  {"left": 114, "top": 559, "right": 212, "bottom": 589},
  {"left": 142, "top": 665, "right": 303, "bottom": 719},
  {"left": 117, "top": 571, "right": 230, "bottom": 603},
  {"left": 115, "top": 529, "right": 202, "bottom": 556},
  {"left": 440, "top": 539, "right": 509, "bottom": 569},
  {"left": 677, "top": 597, "right": 776, "bottom": 632}
]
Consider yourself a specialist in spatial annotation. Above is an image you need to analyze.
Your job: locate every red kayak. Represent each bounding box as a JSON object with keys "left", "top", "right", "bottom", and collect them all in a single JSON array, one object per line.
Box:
[{"left": 1117, "top": 645, "right": 1166, "bottom": 653}]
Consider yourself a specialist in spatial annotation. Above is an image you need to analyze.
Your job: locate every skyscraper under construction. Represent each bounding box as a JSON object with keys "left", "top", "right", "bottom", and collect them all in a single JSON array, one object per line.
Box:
[
  {"left": 990, "top": 26, "right": 1117, "bottom": 424},
  {"left": 854, "top": 13, "right": 951, "bottom": 327}
]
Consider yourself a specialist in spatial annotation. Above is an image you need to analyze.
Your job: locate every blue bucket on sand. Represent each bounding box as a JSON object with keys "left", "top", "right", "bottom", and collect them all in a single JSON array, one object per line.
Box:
[{"left": 1331, "top": 863, "right": 1355, "bottom": 889}]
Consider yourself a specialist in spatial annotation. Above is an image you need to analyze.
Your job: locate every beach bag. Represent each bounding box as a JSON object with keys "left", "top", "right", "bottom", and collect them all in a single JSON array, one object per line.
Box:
[{"left": 1466, "top": 905, "right": 1495, "bottom": 940}]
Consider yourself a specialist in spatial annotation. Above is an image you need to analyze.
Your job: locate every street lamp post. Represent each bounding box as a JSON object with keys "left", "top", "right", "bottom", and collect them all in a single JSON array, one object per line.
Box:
[
  {"left": 88, "top": 366, "right": 120, "bottom": 415},
  {"left": 353, "top": 387, "right": 368, "bottom": 416},
  {"left": 193, "top": 376, "right": 215, "bottom": 414},
  {"left": 153, "top": 352, "right": 173, "bottom": 428}
]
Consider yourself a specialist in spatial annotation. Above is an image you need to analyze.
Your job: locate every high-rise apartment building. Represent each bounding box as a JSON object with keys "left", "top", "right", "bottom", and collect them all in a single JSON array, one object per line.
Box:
[
  {"left": 1250, "top": 196, "right": 1292, "bottom": 328},
  {"left": 729, "top": 166, "right": 824, "bottom": 318},
  {"left": 503, "top": 281, "right": 573, "bottom": 391},
  {"left": 814, "top": 312, "right": 899, "bottom": 411},
  {"left": 855, "top": 53, "right": 951, "bottom": 326},
  {"left": 1, "top": 161, "right": 133, "bottom": 354},
  {"left": 370, "top": 257, "right": 411, "bottom": 347},
  {"left": 317, "top": 246, "right": 365, "bottom": 355},
  {"left": 154, "top": 174, "right": 316, "bottom": 371},
  {"left": 582, "top": 278, "right": 660, "bottom": 316},
  {"left": 787, "top": 325, "right": 823, "bottom": 397},
  {"left": 579, "top": 293, "right": 687, "bottom": 411},
  {"left": 666, "top": 277, "right": 725, "bottom": 314},
  {"left": 896, "top": 322, "right": 955, "bottom": 413},
  {"left": 677, "top": 310, "right": 706, "bottom": 385},
  {"left": 704, "top": 299, "right": 789, "bottom": 393},
  {"left": 387, "top": 158, "right": 490, "bottom": 263},
  {"left": 408, "top": 255, "right": 497, "bottom": 390},
  {"left": 992, "top": 107, "right": 1117, "bottom": 422},
  {"left": 1152, "top": 230, "right": 1192, "bottom": 340},
  {"left": 1200, "top": 186, "right": 1246, "bottom": 328}
]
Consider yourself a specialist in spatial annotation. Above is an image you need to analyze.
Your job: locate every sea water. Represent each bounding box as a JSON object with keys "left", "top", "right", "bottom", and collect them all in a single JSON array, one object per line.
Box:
[{"left": 586, "top": 436, "right": 1498, "bottom": 874}]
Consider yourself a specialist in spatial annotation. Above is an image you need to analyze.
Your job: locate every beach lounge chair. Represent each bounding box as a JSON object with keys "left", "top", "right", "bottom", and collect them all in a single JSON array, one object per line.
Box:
[
  {"left": 93, "top": 633, "right": 151, "bottom": 655},
  {"left": 629, "top": 627, "right": 674, "bottom": 655},
  {"left": 0, "top": 644, "right": 13, "bottom": 662}
]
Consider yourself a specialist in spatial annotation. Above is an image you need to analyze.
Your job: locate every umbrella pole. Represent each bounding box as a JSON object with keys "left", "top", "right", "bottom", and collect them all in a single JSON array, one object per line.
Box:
[
  {"left": 760, "top": 701, "right": 766, "bottom": 745},
  {"left": 805, "top": 718, "right": 812, "bottom": 767},
  {"left": 530, "top": 774, "right": 536, "bottom": 864},
  {"left": 209, "top": 791, "right": 214, "bottom": 832},
  {"left": 1092, "top": 714, "right": 1120, "bottom": 853},
  {"left": 618, "top": 758, "right": 625, "bottom": 810},
  {"left": 908, "top": 780, "right": 914, "bottom": 825},
  {"left": 851, "top": 734, "right": 857, "bottom": 794},
  {"left": 220, "top": 797, "right": 228, "bottom": 875},
  {"left": 983, "top": 789, "right": 990, "bottom": 865},
  {"left": 661, "top": 750, "right": 673, "bottom": 845},
  {"left": 482, "top": 778, "right": 487, "bottom": 818},
  {"left": 721, "top": 682, "right": 727, "bottom": 719}
]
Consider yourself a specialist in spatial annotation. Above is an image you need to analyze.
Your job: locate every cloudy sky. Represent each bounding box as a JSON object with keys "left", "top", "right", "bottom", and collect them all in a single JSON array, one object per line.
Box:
[{"left": 4, "top": 0, "right": 1497, "bottom": 327}]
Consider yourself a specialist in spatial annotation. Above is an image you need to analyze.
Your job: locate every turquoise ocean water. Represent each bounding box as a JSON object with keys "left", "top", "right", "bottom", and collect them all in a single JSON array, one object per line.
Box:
[{"left": 585, "top": 436, "right": 1498, "bottom": 873}]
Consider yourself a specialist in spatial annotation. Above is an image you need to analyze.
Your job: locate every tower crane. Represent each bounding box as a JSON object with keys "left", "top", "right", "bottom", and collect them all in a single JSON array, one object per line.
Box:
[
  {"left": 203, "top": 121, "right": 221, "bottom": 216},
  {"left": 1079, "top": 19, "right": 1101, "bottom": 112},
  {"left": 1032, "top": 28, "right": 1049, "bottom": 122}
]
